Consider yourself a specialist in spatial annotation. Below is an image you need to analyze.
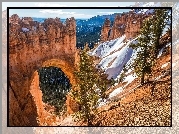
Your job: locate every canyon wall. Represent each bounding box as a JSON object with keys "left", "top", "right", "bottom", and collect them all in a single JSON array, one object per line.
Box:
[
  {"left": 100, "top": 10, "right": 152, "bottom": 42},
  {"left": 9, "top": 14, "right": 79, "bottom": 126}
]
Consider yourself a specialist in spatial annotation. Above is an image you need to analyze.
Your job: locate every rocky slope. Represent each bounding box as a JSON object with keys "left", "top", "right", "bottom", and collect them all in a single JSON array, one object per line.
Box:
[{"left": 92, "top": 49, "right": 171, "bottom": 126}]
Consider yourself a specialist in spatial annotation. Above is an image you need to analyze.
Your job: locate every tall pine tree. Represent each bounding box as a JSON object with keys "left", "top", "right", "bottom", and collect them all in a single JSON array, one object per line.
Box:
[
  {"left": 130, "top": 18, "right": 153, "bottom": 85},
  {"left": 151, "top": 9, "right": 171, "bottom": 59},
  {"left": 70, "top": 46, "right": 113, "bottom": 126},
  {"left": 130, "top": 9, "right": 171, "bottom": 85}
]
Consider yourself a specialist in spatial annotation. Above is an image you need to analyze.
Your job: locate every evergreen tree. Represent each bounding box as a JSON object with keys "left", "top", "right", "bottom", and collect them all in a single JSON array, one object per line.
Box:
[
  {"left": 71, "top": 46, "right": 112, "bottom": 126},
  {"left": 118, "top": 64, "right": 127, "bottom": 83},
  {"left": 38, "top": 66, "right": 71, "bottom": 114},
  {"left": 151, "top": 9, "right": 171, "bottom": 59},
  {"left": 129, "top": 9, "right": 171, "bottom": 85},
  {"left": 130, "top": 19, "right": 153, "bottom": 85}
]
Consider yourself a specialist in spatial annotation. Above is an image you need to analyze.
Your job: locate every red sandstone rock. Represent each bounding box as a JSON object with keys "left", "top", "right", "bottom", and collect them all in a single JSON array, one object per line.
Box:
[
  {"left": 100, "top": 18, "right": 111, "bottom": 42},
  {"left": 9, "top": 15, "right": 79, "bottom": 126},
  {"left": 101, "top": 10, "right": 151, "bottom": 42}
]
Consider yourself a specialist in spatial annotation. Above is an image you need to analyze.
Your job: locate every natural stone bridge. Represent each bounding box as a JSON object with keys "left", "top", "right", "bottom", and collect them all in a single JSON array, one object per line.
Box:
[{"left": 9, "top": 15, "right": 79, "bottom": 126}]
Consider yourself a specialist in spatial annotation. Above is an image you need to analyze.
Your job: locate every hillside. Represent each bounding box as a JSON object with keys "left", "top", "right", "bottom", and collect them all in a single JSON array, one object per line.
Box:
[
  {"left": 58, "top": 8, "right": 171, "bottom": 125},
  {"left": 58, "top": 31, "right": 171, "bottom": 126},
  {"left": 7, "top": 7, "right": 171, "bottom": 127},
  {"left": 93, "top": 48, "right": 171, "bottom": 126}
]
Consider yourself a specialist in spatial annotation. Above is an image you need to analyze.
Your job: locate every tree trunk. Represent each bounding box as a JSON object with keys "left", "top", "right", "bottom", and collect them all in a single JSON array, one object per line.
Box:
[
  {"left": 141, "top": 72, "right": 144, "bottom": 85},
  {"left": 87, "top": 120, "right": 93, "bottom": 126},
  {"left": 155, "top": 36, "right": 160, "bottom": 58}
]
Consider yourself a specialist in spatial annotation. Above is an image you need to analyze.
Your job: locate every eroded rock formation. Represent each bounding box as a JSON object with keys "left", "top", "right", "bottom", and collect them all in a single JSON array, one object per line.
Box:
[
  {"left": 100, "top": 18, "right": 111, "bottom": 42},
  {"left": 9, "top": 14, "right": 79, "bottom": 126},
  {"left": 101, "top": 10, "right": 152, "bottom": 42}
]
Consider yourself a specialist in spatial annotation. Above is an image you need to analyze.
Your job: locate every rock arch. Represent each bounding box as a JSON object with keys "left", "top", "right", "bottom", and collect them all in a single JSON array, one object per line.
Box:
[{"left": 9, "top": 15, "right": 79, "bottom": 126}]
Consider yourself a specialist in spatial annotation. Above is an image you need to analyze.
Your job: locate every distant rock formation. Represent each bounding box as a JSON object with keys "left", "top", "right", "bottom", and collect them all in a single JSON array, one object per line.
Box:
[
  {"left": 100, "top": 18, "right": 111, "bottom": 42},
  {"left": 9, "top": 14, "right": 79, "bottom": 126},
  {"left": 100, "top": 10, "right": 152, "bottom": 42}
]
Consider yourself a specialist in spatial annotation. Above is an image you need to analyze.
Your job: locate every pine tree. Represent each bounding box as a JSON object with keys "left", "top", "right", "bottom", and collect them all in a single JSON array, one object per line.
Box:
[
  {"left": 71, "top": 46, "right": 112, "bottom": 126},
  {"left": 130, "top": 19, "right": 153, "bottom": 85},
  {"left": 118, "top": 64, "right": 127, "bottom": 84},
  {"left": 38, "top": 67, "right": 71, "bottom": 114},
  {"left": 129, "top": 9, "right": 171, "bottom": 85},
  {"left": 151, "top": 9, "right": 171, "bottom": 59}
]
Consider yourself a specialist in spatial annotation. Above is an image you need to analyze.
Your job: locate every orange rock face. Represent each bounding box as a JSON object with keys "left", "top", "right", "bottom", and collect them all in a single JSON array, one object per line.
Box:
[
  {"left": 100, "top": 18, "right": 111, "bottom": 42},
  {"left": 101, "top": 10, "right": 151, "bottom": 42},
  {"left": 9, "top": 14, "right": 79, "bottom": 126}
]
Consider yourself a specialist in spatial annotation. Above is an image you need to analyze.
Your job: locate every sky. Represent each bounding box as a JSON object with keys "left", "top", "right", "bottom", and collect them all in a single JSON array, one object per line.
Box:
[
  {"left": 9, "top": 9, "right": 132, "bottom": 19},
  {"left": 3, "top": 2, "right": 135, "bottom": 19}
]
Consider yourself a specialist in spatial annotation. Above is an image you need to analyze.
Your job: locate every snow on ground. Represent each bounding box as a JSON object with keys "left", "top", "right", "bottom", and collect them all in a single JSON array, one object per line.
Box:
[
  {"left": 157, "top": 47, "right": 165, "bottom": 58},
  {"left": 109, "top": 87, "right": 123, "bottom": 99},
  {"left": 157, "top": 43, "right": 171, "bottom": 58},
  {"left": 95, "top": 37, "right": 138, "bottom": 79},
  {"left": 103, "top": 35, "right": 126, "bottom": 57},
  {"left": 98, "top": 98, "right": 109, "bottom": 107},
  {"left": 91, "top": 35, "right": 140, "bottom": 80},
  {"left": 91, "top": 35, "right": 126, "bottom": 58},
  {"left": 91, "top": 38, "right": 118, "bottom": 57},
  {"left": 108, "top": 74, "right": 137, "bottom": 99},
  {"left": 161, "top": 62, "right": 170, "bottom": 69},
  {"left": 105, "top": 47, "right": 133, "bottom": 79},
  {"left": 123, "top": 74, "right": 137, "bottom": 86},
  {"left": 94, "top": 36, "right": 139, "bottom": 105},
  {"left": 22, "top": 27, "right": 29, "bottom": 32},
  {"left": 126, "top": 68, "right": 133, "bottom": 75}
]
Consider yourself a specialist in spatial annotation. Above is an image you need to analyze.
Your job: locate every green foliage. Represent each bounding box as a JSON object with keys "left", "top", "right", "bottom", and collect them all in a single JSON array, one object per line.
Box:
[
  {"left": 130, "top": 18, "right": 153, "bottom": 85},
  {"left": 118, "top": 64, "right": 128, "bottom": 83},
  {"left": 129, "top": 9, "right": 171, "bottom": 85},
  {"left": 71, "top": 46, "right": 113, "bottom": 126},
  {"left": 38, "top": 67, "right": 72, "bottom": 113},
  {"left": 151, "top": 9, "right": 171, "bottom": 58}
]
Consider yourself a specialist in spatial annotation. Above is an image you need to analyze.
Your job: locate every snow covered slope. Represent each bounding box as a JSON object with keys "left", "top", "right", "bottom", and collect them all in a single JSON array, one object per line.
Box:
[{"left": 91, "top": 35, "right": 138, "bottom": 80}]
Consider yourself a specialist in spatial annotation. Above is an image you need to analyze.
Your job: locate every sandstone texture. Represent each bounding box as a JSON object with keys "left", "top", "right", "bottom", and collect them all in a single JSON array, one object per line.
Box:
[
  {"left": 100, "top": 10, "right": 152, "bottom": 42},
  {"left": 9, "top": 14, "right": 79, "bottom": 126}
]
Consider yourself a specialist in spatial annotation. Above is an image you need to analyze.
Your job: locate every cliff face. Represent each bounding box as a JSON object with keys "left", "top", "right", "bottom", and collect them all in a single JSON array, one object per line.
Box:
[
  {"left": 100, "top": 18, "right": 111, "bottom": 42},
  {"left": 100, "top": 10, "right": 152, "bottom": 42},
  {"left": 9, "top": 14, "right": 79, "bottom": 126},
  {"left": 9, "top": 14, "right": 76, "bottom": 54}
]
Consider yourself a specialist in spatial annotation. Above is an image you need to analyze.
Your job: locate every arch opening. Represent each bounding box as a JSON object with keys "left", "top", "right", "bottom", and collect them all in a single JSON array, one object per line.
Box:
[
  {"left": 37, "top": 66, "right": 72, "bottom": 114},
  {"left": 28, "top": 59, "right": 78, "bottom": 125}
]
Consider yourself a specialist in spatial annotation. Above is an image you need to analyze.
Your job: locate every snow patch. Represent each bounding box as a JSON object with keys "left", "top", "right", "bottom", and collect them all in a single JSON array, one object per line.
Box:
[
  {"left": 132, "top": 20, "right": 137, "bottom": 24},
  {"left": 91, "top": 35, "right": 126, "bottom": 58},
  {"left": 157, "top": 47, "right": 164, "bottom": 58},
  {"left": 109, "top": 87, "right": 123, "bottom": 99},
  {"left": 109, "top": 74, "right": 137, "bottom": 99},
  {"left": 161, "top": 62, "right": 170, "bottom": 69},
  {"left": 123, "top": 74, "right": 137, "bottom": 86},
  {"left": 92, "top": 36, "right": 139, "bottom": 80},
  {"left": 105, "top": 46, "right": 133, "bottom": 79},
  {"left": 98, "top": 98, "right": 108, "bottom": 107},
  {"left": 157, "top": 43, "right": 171, "bottom": 58},
  {"left": 22, "top": 27, "right": 29, "bottom": 32}
]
